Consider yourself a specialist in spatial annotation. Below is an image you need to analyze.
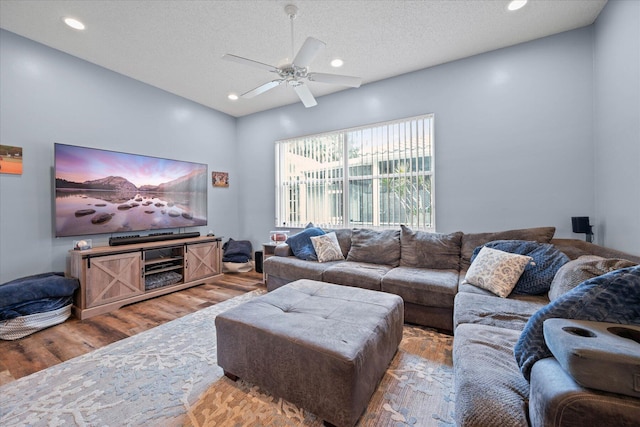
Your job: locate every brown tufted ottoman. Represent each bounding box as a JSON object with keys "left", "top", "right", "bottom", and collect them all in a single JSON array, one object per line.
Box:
[{"left": 216, "top": 279, "right": 404, "bottom": 427}]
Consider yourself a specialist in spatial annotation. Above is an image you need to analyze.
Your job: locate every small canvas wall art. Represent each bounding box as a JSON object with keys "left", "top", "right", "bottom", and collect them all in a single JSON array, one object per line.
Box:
[
  {"left": 0, "top": 145, "right": 23, "bottom": 175},
  {"left": 212, "top": 171, "right": 229, "bottom": 187}
]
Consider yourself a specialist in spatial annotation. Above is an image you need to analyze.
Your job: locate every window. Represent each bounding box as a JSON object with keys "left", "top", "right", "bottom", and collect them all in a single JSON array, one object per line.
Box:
[{"left": 275, "top": 114, "right": 434, "bottom": 230}]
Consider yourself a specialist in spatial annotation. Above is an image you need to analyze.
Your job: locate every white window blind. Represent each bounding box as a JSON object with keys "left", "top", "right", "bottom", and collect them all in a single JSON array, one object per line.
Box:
[{"left": 275, "top": 114, "right": 434, "bottom": 230}]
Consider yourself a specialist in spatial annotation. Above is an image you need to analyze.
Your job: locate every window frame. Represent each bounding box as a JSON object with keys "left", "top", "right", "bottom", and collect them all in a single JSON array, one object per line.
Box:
[{"left": 275, "top": 113, "right": 435, "bottom": 231}]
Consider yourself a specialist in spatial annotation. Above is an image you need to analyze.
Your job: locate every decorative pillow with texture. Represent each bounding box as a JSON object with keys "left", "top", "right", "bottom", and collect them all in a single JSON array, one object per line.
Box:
[
  {"left": 286, "top": 227, "right": 326, "bottom": 261},
  {"left": 514, "top": 264, "right": 640, "bottom": 380},
  {"left": 347, "top": 228, "right": 401, "bottom": 266},
  {"left": 311, "top": 232, "right": 345, "bottom": 263},
  {"left": 548, "top": 256, "right": 638, "bottom": 301},
  {"left": 400, "top": 225, "right": 462, "bottom": 270},
  {"left": 464, "top": 247, "right": 533, "bottom": 298},
  {"left": 470, "top": 240, "right": 570, "bottom": 295},
  {"left": 460, "top": 227, "right": 556, "bottom": 270}
]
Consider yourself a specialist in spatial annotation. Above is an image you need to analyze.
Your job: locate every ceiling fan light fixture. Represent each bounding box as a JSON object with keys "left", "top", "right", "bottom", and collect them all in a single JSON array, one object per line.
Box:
[
  {"left": 507, "top": 0, "right": 527, "bottom": 11},
  {"left": 221, "top": 4, "right": 362, "bottom": 108},
  {"left": 63, "top": 17, "right": 85, "bottom": 30},
  {"left": 330, "top": 58, "right": 344, "bottom": 68}
]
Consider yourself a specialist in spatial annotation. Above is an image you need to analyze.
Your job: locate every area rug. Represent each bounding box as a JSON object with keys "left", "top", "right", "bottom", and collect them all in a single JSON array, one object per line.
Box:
[{"left": 0, "top": 289, "right": 455, "bottom": 426}]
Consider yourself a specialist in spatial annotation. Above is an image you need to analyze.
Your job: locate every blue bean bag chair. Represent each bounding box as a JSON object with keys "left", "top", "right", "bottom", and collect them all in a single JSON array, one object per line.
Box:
[{"left": 0, "top": 272, "right": 79, "bottom": 340}]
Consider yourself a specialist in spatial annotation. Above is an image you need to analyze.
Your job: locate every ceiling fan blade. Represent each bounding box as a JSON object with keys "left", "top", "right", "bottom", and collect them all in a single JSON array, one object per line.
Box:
[
  {"left": 293, "top": 37, "right": 326, "bottom": 68},
  {"left": 308, "top": 72, "right": 362, "bottom": 88},
  {"left": 293, "top": 84, "right": 318, "bottom": 108},
  {"left": 222, "top": 54, "right": 278, "bottom": 72},
  {"left": 241, "top": 80, "right": 283, "bottom": 98}
]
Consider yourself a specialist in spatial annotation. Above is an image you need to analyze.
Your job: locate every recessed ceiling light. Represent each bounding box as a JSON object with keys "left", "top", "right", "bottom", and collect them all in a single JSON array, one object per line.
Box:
[
  {"left": 64, "top": 17, "right": 85, "bottom": 30},
  {"left": 228, "top": 93, "right": 239, "bottom": 101},
  {"left": 330, "top": 58, "right": 344, "bottom": 68},
  {"left": 507, "top": 0, "right": 527, "bottom": 11}
]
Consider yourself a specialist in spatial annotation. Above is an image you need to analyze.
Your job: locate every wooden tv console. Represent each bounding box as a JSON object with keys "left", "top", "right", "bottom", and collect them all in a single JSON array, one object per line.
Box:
[{"left": 68, "top": 236, "right": 222, "bottom": 319}]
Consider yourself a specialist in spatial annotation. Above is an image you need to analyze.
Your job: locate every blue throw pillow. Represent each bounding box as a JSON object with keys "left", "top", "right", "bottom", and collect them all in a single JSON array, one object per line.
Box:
[
  {"left": 471, "top": 240, "right": 570, "bottom": 295},
  {"left": 514, "top": 264, "right": 640, "bottom": 380},
  {"left": 286, "top": 227, "right": 326, "bottom": 261}
]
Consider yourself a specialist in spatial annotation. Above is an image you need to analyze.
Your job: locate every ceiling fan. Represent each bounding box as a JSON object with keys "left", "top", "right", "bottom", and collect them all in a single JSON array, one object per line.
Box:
[{"left": 222, "top": 4, "right": 362, "bottom": 108}]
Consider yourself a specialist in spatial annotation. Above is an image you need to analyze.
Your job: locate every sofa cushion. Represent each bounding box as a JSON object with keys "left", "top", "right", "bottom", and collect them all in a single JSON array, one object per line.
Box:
[
  {"left": 263, "top": 256, "right": 339, "bottom": 283},
  {"left": 464, "top": 247, "right": 532, "bottom": 298},
  {"left": 453, "top": 291, "right": 548, "bottom": 331},
  {"left": 548, "top": 255, "right": 637, "bottom": 301},
  {"left": 460, "top": 226, "right": 556, "bottom": 270},
  {"left": 325, "top": 228, "right": 352, "bottom": 258},
  {"left": 471, "top": 240, "right": 570, "bottom": 295},
  {"left": 346, "top": 228, "right": 400, "bottom": 267},
  {"left": 322, "top": 261, "right": 393, "bottom": 291},
  {"left": 550, "top": 238, "right": 640, "bottom": 263},
  {"left": 514, "top": 264, "right": 640, "bottom": 380},
  {"left": 286, "top": 227, "right": 326, "bottom": 261},
  {"left": 382, "top": 266, "right": 459, "bottom": 308},
  {"left": 399, "top": 225, "right": 462, "bottom": 270},
  {"left": 310, "top": 232, "right": 345, "bottom": 263},
  {"left": 454, "top": 323, "right": 530, "bottom": 427}
]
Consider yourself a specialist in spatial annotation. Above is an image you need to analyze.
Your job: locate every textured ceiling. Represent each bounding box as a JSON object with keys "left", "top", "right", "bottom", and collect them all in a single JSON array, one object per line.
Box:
[{"left": 0, "top": 0, "right": 607, "bottom": 117}]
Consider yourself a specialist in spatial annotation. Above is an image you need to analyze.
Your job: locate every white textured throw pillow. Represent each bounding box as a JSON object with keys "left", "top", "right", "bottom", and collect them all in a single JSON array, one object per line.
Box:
[
  {"left": 310, "top": 232, "right": 345, "bottom": 263},
  {"left": 464, "top": 246, "right": 533, "bottom": 298}
]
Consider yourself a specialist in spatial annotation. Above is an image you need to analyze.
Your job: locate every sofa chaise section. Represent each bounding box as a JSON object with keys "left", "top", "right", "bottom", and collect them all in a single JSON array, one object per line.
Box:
[{"left": 381, "top": 267, "right": 459, "bottom": 331}]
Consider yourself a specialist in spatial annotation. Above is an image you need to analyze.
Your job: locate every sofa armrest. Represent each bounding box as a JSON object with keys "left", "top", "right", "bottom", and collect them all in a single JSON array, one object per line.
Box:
[
  {"left": 529, "top": 358, "right": 640, "bottom": 427},
  {"left": 274, "top": 244, "right": 293, "bottom": 257}
]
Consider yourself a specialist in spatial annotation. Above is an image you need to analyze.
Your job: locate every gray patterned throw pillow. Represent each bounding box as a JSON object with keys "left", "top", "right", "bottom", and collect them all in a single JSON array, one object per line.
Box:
[
  {"left": 464, "top": 247, "right": 533, "bottom": 298},
  {"left": 310, "top": 232, "right": 345, "bottom": 263}
]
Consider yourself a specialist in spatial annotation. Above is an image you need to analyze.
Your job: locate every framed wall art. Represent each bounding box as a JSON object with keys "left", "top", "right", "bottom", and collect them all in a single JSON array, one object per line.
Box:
[
  {"left": 0, "top": 145, "right": 23, "bottom": 175},
  {"left": 212, "top": 171, "right": 229, "bottom": 187}
]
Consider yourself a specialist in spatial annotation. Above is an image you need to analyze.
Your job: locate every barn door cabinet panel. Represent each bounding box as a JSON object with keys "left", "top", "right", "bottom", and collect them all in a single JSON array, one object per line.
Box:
[
  {"left": 85, "top": 252, "right": 143, "bottom": 308},
  {"left": 185, "top": 241, "right": 221, "bottom": 282},
  {"left": 69, "top": 236, "right": 222, "bottom": 319}
]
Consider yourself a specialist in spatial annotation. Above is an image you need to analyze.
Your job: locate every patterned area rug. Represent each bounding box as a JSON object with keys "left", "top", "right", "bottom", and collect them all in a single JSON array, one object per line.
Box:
[
  {"left": 185, "top": 325, "right": 455, "bottom": 427},
  {"left": 0, "top": 289, "right": 455, "bottom": 426}
]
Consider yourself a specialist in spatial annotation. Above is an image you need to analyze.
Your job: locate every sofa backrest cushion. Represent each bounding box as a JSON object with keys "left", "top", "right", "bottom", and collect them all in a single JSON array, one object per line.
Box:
[
  {"left": 514, "top": 264, "right": 640, "bottom": 380},
  {"left": 347, "top": 228, "right": 401, "bottom": 266},
  {"left": 470, "top": 240, "right": 570, "bottom": 295},
  {"left": 548, "top": 255, "right": 638, "bottom": 301},
  {"left": 550, "top": 238, "right": 640, "bottom": 263},
  {"left": 400, "top": 225, "right": 462, "bottom": 270},
  {"left": 460, "top": 227, "right": 556, "bottom": 270},
  {"left": 326, "top": 228, "right": 353, "bottom": 258}
]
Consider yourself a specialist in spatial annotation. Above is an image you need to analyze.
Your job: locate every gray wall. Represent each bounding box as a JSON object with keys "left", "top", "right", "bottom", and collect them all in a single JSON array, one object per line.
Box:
[
  {"left": 237, "top": 27, "right": 595, "bottom": 249},
  {"left": 1, "top": 0, "right": 637, "bottom": 283},
  {"left": 0, "top": 30, "right": 239, "bottom": 283},
  {"left": 593, "top": 0, "right": 640, "bottom": 255}
]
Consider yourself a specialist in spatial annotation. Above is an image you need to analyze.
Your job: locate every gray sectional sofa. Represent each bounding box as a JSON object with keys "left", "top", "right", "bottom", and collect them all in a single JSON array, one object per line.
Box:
[{"left": 263, "top": 225, "right": 640, "bottom": 427}]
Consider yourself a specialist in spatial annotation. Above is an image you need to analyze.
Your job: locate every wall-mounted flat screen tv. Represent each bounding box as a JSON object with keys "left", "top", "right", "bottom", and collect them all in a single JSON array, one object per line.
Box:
[{"left": 54, "top": 143, "right": 208, "bottom": 237}]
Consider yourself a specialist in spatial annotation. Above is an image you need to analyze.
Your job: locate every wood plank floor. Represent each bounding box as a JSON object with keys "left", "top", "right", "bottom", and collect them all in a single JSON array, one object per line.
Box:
[{"left": 0, "top": 271, "right": 265, "bottom": 387}]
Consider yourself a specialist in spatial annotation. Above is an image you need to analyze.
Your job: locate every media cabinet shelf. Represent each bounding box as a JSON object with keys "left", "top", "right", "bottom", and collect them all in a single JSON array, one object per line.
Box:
[{"left": 69, "top": 236, "right": 222, "bottom": 319}]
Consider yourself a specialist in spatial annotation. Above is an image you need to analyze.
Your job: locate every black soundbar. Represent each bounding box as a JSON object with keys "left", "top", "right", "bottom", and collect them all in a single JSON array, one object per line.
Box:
[{"left": 109, "top": 232, "right": 201, "bottom": 246}]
